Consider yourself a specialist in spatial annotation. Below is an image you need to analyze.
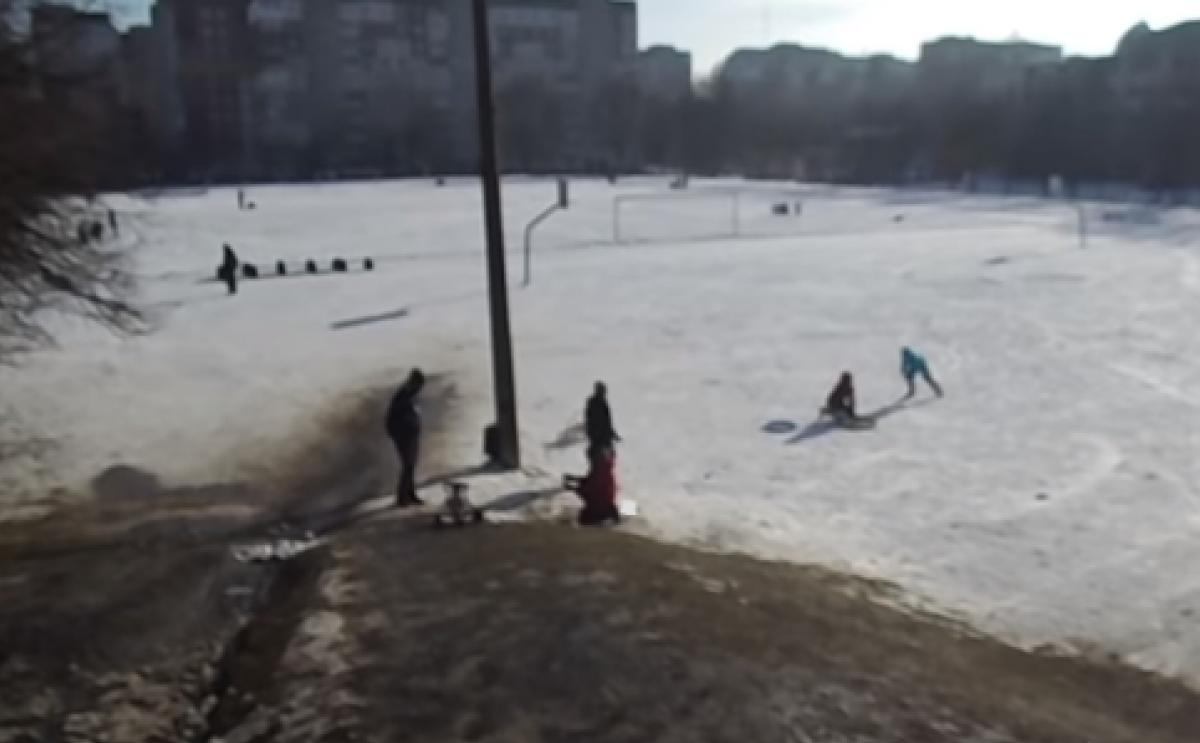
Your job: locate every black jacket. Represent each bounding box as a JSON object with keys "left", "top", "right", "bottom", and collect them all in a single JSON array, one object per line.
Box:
[
  {"left": 826, "top": 378, "right": 855, "bottom": 413},
  {"left": 585, "top": 394, "right": 618, "bottom": 446},
  {"left": 385, "top": 386, "right": 421, "bottom": 444}
]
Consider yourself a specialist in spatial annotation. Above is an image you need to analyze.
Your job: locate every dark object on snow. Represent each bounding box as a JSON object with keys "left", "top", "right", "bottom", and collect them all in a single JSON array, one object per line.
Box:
[
  {"left": 794, "top": 202, "right": 803, "bottom": 215},
  {"left": 894, "top": 214, "right": 905, "bottom": 222},
  {"left": 107, "top": 210, "right": 118, "bottom": 235},
  {"left": 564, "top": 445, "right": 620, "bottom": 527},
  {"left": 242, "top": 263, "right": 259, "bottom": 279},
  {"left": 89, "top": 220, "right": 103, "bottom": 242},
  {"left": 772, "top": 203, "right": 790, "bottom": 216},
  {"left": 246, "top": 202, "right": 257, "bottom": 210},
  {"left": 305, "top": 260, "right": 318, "bottom": 274},
  {"left": 824, "top": 372, "right": 857, "bottom": 420},
  {"left": 386, "top": 369, "right": 427, "bottom": 506},
  {"left": 331, "top": 258, "right": 348, "bottom": 273},
  {"left": 364, "top": 258, "right": 375, "bottom": 271},
  {"left": 219, "top": 244, "right": 240, "bottom": 294},
  {"left": 585, "top": 381, "right": 620, "bottom": 450},
  {"left": 436, "top": 177, "right": 446, "bottom": 187},
  {"left": 483, "top": 423, "right": 500, "bottom": 462},
  {"left": 433, "top": 482, "right": 484, "bottom": 529},
  {"left": 276, "top": 260, "right": 287, "bottom": 276}
]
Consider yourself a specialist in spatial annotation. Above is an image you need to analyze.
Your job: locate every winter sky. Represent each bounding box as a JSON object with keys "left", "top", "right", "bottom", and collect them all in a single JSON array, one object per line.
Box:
[{"left": 114, "top": 0, "right": 1197, "bottom": 75}]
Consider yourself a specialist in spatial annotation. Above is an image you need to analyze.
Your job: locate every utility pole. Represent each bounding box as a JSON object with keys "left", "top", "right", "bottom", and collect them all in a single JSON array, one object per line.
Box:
[{"left": 470, "top": 0, "right": 521, "bottom": 469}]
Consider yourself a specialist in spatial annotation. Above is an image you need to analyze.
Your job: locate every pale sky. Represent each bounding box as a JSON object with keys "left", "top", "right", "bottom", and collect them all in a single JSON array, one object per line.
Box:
[{"left": 114, "top": 0, "right": 1198, "bottom": 76}]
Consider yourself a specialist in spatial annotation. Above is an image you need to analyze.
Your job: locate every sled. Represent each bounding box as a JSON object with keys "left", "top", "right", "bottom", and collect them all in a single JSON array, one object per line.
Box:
[
  {"left": 819, "top": 407, "right": 877, "bottom": 431},
  {"left": 432, "top": 481, "right": 485, "bottom": 529}
]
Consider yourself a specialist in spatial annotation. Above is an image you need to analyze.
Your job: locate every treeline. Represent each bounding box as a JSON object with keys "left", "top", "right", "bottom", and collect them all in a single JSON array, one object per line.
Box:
[
  {"left": 45, "top": 48, "right": 1200, "bottom": 190},
  {"left": 629, "top": 61, "right": 1200, "bottom": 191}
]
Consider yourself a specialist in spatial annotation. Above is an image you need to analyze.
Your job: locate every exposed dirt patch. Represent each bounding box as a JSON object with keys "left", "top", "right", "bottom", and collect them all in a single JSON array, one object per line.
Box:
[
  {"left": 326, "top": 522, "right": 1200, "bottom": 743},
  {"left": 0, "top": 377, "right": 458, "bottom": 743}
]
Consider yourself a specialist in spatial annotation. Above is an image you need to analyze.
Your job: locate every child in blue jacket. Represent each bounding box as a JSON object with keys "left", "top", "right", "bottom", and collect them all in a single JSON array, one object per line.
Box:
[{"left": 901, "top": 347, "right": 943, "bottom": 398}]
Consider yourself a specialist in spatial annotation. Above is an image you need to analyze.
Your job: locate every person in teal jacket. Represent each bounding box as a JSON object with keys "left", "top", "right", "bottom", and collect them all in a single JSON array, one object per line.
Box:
[{"left": 901, "top": 347, "right": 943, "bottom": 398}]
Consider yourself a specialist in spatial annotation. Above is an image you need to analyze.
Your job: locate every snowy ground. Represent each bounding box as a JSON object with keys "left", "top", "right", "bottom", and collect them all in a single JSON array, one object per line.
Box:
[{"left": 3, "top": 177, "right": 1200, "bottom": 683}]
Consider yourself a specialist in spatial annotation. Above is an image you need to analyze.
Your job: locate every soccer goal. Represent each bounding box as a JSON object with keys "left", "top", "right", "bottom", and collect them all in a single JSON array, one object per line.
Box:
[{"left": 612, "top": 191, "right": 742, "bottom": 244}]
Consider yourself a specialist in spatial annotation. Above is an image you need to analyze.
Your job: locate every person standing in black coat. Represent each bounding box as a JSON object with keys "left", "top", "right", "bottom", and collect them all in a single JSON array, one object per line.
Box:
[
  {"left": 219, "top": 244, "right": 239, "bottom": 295},
  {"left": 386, "top": 369, "right": 426, "bottom": 506},
  {"left": 585, "top": 381, "right": 620, "bottom": 451}
]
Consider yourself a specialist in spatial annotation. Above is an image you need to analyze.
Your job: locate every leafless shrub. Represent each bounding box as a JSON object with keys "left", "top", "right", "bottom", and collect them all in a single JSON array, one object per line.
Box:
[{"left": 0, "top": 0, "right": 143, "bottom": 360}]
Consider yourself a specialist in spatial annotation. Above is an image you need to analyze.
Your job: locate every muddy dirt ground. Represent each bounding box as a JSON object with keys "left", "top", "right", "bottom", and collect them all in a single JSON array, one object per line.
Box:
[{"left": 1, "top": 380, "right": 1198, "bottom": 743}]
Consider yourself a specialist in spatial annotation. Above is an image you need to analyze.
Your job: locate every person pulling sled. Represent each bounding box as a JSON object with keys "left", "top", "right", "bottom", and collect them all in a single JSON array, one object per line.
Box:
[{"left": 901, "top": 347, "right": 943, "bottom": 399}]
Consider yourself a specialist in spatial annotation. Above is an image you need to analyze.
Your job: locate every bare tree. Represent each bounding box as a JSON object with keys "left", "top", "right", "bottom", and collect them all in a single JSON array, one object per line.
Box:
[{"left": 0, "top": 0, "right": 142, "bottom": 359}]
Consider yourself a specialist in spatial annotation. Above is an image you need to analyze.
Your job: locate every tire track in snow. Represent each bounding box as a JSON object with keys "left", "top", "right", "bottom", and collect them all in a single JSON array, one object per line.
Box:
[
  {"left": 1107, "top": 363, "right": 1200, "bottom": 409},
  {"left": 1058, "top": 435, "right": 1123, "bottom": 502}
]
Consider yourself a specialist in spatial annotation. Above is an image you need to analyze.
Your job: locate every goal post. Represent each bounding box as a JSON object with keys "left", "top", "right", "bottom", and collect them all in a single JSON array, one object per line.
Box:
[
  {"left": 1049, "top": 174, "right": 1087, "bottom": 248},
  {"left": 612, "top": 191, "right": 742, "bottom": 244}
]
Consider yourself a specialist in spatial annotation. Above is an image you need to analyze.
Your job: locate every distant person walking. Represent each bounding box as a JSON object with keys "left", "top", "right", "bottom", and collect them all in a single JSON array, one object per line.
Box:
[
  {"left": 901, "top": 347, "right": 943, "bottom": 398},
  {"left": 386, "top": 369, "right": 427, "bottom": 507},
  {"left": 219, "top": 244, "right": 239, "bottom": 295},
  {"left": 585, "top": 381, "right": 620, "bottom": 450}
]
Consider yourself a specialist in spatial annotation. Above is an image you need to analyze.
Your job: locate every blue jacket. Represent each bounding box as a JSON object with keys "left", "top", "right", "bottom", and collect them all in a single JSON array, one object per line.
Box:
[{"left": 901, "top": 347, "right": 928, "bottom": 378}]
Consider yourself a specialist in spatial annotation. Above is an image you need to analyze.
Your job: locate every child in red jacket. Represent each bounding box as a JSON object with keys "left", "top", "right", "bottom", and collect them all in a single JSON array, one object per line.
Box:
[{"left": 564, "top": 444, "right": 620, "bottom": 526}]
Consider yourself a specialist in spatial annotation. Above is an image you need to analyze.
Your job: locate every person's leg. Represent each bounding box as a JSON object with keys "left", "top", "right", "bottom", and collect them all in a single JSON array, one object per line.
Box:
[
  {"left": 578, "top": 502, "right": 619, "bottom": 527},
  {"left": 398, "top": 439, "right": 412, "bottom": 501},
  {"left": 922, "top": 369, "right": 943, "bottom": 397},
  {"left": 393, "top": 439, "right": 421, "bottom": 505},
  {"left": 401, "top": 438, "right": 422, "bottom": 504},
  {"left": 904, "top": 374, "right": 916, "bottom": 399},
  {"left": 578, "top": 504, "right": 602, "bottom": 526}
]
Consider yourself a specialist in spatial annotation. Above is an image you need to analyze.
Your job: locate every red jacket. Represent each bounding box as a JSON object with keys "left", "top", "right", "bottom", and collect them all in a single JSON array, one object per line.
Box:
[{"left": 582, "top": 449, "right": 618, "bottom": 506}]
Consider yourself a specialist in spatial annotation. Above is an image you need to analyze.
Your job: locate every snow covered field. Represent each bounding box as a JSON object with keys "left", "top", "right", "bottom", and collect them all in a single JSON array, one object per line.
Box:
[{"left": 4, "top": 177, "right": 1200, "bottom": 683}]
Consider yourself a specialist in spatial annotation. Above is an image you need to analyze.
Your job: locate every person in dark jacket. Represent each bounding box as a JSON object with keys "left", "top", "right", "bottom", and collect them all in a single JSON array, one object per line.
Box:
[
  {"left": 584, "top": 382, "right": 620, "bottom": 450},
  {"left": 219, "top": 244, "right": 239, "bottom": 295},
  {"left": 823, "top": 372, "right": 857, "bottom": 421},
  {"left": 386, "top": 368, "right": 426, "bottom": 506}
]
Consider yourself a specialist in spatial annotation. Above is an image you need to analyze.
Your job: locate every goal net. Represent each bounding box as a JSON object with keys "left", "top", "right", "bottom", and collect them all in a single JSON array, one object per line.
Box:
[{"left": 612, "top": 191, "right": 740, "bottom": 244}]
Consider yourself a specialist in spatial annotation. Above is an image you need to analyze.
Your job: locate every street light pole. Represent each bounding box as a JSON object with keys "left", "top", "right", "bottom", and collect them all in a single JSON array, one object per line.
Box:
[{"left": 470, "top": 0, "right": 521, "bottom": 469}]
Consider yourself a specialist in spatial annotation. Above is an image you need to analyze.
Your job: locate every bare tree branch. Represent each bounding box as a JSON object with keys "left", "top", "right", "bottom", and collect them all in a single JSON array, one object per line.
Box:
[{"left": 0, "top": 0, "right": 143, "bottom": 361}]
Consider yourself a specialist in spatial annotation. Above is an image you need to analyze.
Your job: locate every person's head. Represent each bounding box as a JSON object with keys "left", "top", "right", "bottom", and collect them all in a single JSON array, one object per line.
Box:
[
  {"left": 594, "top": 381, "right": 607, "bottom": 398},
  {"left": 901, "top": 346, "right": 914, "bottom": 360},
  {"left": 406, "top": 368, "right": 426, "bottom": 395},
  {"left": 841, "top": 371, "right": 853, "bottom": 386}
]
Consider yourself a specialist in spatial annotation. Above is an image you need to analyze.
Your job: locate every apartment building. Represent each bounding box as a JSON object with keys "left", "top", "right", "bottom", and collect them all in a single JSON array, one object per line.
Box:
[
  {"left": 133, "top": 0, "right": 639, "bottom": 179},
  {"left": 919, "top": 37, "right": 1063, "bottom": 98},
  {"left": 717, "top": 44, "right": 912, "bottom": 104},
  {"left": 636, "top": 45, "right": 692, "bottom": 101},
  {"left": 1111, "top": 21, "right": 1200, "bottom": 109}
]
